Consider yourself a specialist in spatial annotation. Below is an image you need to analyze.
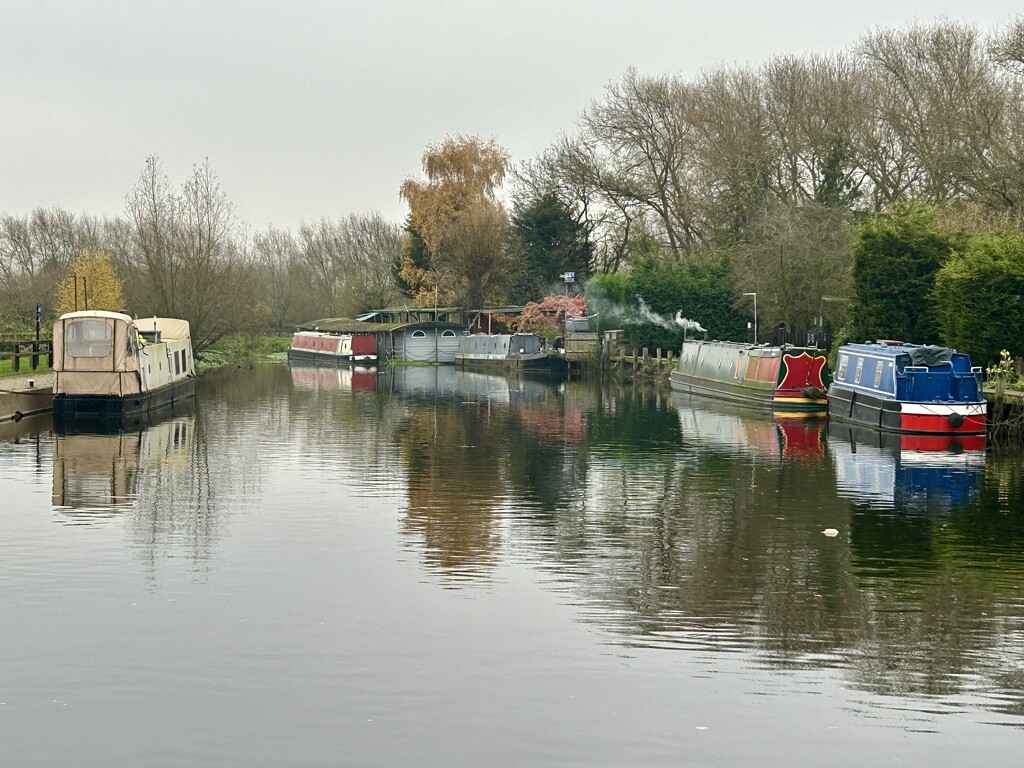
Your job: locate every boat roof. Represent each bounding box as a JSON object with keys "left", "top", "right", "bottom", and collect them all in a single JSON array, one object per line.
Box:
[
  {"left": 300, "top": 318, "right": 465, "bottom": 333},
  {"left": 839, "top": 342, "right": 960, "bottom": 360},
  {"left": 682, "top": 339, "right": 823, "bottom": 353},
  {"left": 57, "top": 310, "right": 133, "bottom": 322}
]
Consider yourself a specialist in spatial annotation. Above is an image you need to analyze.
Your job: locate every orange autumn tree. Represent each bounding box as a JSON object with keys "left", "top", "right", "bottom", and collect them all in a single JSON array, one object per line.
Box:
[
  {"left": 399, "top": 135, "right": 515, "bottom": 309},
  {"left": 54, "top": 249, "right": 126, "bottom": 317}
]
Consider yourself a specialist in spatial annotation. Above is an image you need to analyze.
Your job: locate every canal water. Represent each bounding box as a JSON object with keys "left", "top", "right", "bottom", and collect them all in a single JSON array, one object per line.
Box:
[{"left": 2, "top": 364, "right": 1023, "bottom": 767}]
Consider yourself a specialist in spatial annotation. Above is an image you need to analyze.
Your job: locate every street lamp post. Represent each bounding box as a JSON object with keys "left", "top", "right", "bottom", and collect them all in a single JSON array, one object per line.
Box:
[{"left": 742, "top": 292, "right": 757, "bottom": 343}]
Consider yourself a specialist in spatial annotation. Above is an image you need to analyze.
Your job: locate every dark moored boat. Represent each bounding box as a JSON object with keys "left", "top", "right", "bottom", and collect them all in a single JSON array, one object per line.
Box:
[
  {"left": 455, "top": 333, "right": 552, "bottom": 372},
  {"left": 669, "top": 340, "right": 828, "bottom": 413},
  {"left": 827, "top": 342, "right": 986, "bottom": 436}
]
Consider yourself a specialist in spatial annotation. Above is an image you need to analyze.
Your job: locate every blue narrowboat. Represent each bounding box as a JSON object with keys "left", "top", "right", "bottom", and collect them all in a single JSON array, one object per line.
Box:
[{"left": 828, "top": 342, "right": 986, "bottom": 436}]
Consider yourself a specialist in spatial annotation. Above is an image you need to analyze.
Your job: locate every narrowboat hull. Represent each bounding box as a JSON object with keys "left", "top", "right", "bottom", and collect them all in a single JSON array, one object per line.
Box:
[
  {"left": 669, "top": 341, "right": 828, "bottom": 413},
  {"left": 286, "top": 348, "right": 377, "bottom": 365},
  {"left": 827, "top": 385, "right": 986, "bottom": 436},
  {"left": 53, "top": 377, "right": 196, "bottom": 420},
  {"left": 455, "top": 352, "right": 553, "bottom": 372},
  {"left": 669, "top": 372, "right": 827, "bottom": 412}
]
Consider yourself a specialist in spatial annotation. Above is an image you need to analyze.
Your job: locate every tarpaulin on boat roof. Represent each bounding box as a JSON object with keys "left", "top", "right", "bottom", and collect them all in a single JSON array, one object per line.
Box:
[
  {"left": 135, "top": 316, "right": 191, "bottom": 341},
  {"left": 907, "top": 346, "right": 953, "bottom": 366}
]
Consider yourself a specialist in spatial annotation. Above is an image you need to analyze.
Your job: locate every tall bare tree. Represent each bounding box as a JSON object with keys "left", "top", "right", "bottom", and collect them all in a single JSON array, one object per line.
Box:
[
  {"left": 124, "top": 157, "right": 253, "bottom": 352},
  {"left": 730, "top": 203, "right": 854, "bottom": 338}
]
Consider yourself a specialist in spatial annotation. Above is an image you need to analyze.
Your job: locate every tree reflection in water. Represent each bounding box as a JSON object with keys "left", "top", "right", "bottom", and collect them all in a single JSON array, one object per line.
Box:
[{"left": 20, "top": 363, "right": 1022, "bottom": 722}]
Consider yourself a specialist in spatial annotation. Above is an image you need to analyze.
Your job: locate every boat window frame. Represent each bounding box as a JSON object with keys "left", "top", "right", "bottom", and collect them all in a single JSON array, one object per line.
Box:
[
  {"left": 873, "top": 360, "right": 883, "bottom": 388},
  {"left": 836, "top": 354, "right": 848, "bottom": 381},
  {"left": 411, "top": 330, "right": 427, "bottom": 339},
  {"left": 64, "top": 317, "right": 114, "bottom": 359},
  {"left": 441, "top": 330, "right": 456, "bottom": 338},
  {"left": 854, "top": 358, "right": 864, "bottom": 384}
]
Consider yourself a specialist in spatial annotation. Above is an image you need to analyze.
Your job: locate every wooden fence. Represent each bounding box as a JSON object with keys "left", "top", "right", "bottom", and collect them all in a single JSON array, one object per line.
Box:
[{"left": 0, "top": 339, "right": 54, "bottom": 372}]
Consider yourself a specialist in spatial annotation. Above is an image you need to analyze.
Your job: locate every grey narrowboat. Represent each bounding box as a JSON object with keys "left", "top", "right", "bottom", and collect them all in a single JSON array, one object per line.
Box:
[{"left": 455, "top": 333, "right": 551, "bottom": 371}]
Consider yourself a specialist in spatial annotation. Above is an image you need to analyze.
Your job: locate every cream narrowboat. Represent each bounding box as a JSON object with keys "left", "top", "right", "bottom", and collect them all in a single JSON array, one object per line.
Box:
[{"left": 53, "top": 311, "right": 196, "bottom": 419}]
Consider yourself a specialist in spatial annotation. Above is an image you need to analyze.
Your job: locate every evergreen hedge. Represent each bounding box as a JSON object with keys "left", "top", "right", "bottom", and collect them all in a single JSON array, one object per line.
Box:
[{"left": 932, "top": 233, "right": 1024, "bottom": 367}]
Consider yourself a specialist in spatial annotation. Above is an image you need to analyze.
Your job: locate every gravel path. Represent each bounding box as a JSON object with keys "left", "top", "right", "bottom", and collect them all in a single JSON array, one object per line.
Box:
[{"left": 0, "top": 372, "right": 55, "bottom": 393}]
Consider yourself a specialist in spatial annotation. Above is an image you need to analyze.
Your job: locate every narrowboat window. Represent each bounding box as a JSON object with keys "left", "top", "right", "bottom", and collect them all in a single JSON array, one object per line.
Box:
[
  {"left": 65, "top": 318, "right": 113, "bottom": 358},
  {"left": 441, "top": 330, "right": 456, "bottom": 337},
  {"left": 836, "top": 354, "right": 848, "bottom": 380},
  {"left": 854, "top": 358, "right": 863, "bottom": 384},
  {"left": 873, "top": 360, "right": 882, "bottom": 388},
  {"left": 411, "top": 330, "right": 427, "bottom": 338},
  {"left": 174, "top": 353, "right": 180, "bottom": 375}
]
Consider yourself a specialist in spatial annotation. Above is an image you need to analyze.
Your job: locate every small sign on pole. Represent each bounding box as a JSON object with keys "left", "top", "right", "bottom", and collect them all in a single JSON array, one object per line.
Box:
[{"left": 561, "top": 272, "right": 575, "bottom": 283}]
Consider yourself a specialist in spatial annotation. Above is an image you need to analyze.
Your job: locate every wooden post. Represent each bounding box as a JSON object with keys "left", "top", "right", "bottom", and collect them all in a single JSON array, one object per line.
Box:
[{"left": 13, "top": 342, "right": 19, "bottom": 373}]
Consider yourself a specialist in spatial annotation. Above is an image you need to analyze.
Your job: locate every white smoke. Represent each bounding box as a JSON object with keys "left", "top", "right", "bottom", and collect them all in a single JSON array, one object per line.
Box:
[
  {"left": 584, "top": 284, "right": 706, "bottom": 334},
  {"left": 673, "top": 312, "right": 706, "bottom": 333}
]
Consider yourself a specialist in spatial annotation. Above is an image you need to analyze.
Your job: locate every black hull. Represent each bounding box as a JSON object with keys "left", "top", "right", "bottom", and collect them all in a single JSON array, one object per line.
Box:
[
  {"left": 287, "top": 349, "right": 377, "bottom": 366},
  {"left": 53, "top": 378, "right": 196, "bottom": 422},
  {"left": 669, "top": 372, "right": 826, "bottom": 413},
  {"left": 456, "top": 355, "right": 553, "bottom": 372},
  {"left": 826, "top": 387, "right": 902, "bottom": 430},
  {"left": 669, "top": 372, "right": 767, "bottom": 407}
]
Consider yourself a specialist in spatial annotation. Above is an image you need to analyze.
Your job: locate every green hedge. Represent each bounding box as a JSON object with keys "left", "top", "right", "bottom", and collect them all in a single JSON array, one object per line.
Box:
[
  {"left": 588, "top": 256, "right": 747, "bottom": 352},
  {"left": 933, "top": 233, "right": 1024, "bottom": 367}
]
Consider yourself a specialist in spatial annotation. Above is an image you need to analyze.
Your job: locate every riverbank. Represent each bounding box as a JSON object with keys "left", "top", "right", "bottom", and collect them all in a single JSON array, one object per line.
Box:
[
  {"left": 195, "top": 335, "right": 290, "bottom": 372},
  {"left": 0, "top": 372, "right": 55, "bottom": 423}
]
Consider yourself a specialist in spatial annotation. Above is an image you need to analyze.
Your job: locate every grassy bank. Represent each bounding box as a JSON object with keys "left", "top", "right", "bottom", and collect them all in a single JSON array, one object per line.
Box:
[
  {"left": 196, "top": 335, "right": 290, "bottom": 372},
  {"left": 0, "top": 358, "right": 51, "bottom": 379}
]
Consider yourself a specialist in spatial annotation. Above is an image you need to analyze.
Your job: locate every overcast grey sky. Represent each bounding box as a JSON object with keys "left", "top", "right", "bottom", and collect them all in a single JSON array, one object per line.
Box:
[{"left": 1, "top": 1, "right": 1020, "bottom": 232}]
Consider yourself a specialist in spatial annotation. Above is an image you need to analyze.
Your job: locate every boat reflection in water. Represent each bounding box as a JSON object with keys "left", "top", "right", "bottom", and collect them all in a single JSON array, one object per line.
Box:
[
  {"left": 827, "top": 422, "right": 986, "bottom": 511},
  {"left": 671, "top": 392, "right": 825, "bottom": 461},
  {"left": 380, "top": 365, "right": 562, "bottom": 405},
  {"left": 288, "top": 363, "right": 377, "bottom": 393},
  {"left": 380, "top": 367, "right": 576, "bottom": 583},
  {"left": 52, "top": 402, "right": 196, "bottom": 517}
]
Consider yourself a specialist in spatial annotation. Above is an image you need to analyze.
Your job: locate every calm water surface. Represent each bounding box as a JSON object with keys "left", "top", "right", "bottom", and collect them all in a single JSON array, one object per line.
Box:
[{"left": 2, "top": 364, "right": 1024, "bottom": 766}]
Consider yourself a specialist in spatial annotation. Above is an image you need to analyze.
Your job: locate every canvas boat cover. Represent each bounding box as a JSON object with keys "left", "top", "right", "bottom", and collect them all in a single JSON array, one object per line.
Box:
[
  {"left": 53, "top": 311, "right": 191, "bottom": 396},
  {"left": 906, "top": 346, "right": 953, "bottom": 367}
]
